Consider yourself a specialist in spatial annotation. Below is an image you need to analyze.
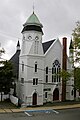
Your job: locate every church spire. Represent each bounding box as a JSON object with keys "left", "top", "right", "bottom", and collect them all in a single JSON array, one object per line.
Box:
[
  {"left": 69, "top": 38, "right": 73, "bottom": 49},
  {"left": 22, "top": 10, "right": 43, "bottom": 34},
  {"left": 69, "top": 38, "right": 74, "bottom": 63},
  {"left": 16, "top": 40, "right": 20, "bottom": 51}
]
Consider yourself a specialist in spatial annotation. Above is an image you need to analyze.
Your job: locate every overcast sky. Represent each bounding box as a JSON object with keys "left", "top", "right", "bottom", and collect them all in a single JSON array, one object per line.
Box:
[{"left": 0, "top": 0, "right": 80, "bottom": 59}]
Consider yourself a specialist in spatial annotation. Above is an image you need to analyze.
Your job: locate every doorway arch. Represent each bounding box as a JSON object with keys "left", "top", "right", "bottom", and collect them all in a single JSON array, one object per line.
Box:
[
  {"left": 32, "top": 92, "right": 37, "bottom": 105},
  {"left": 53, "top": 88, "right": 59, "bottom": 101}
]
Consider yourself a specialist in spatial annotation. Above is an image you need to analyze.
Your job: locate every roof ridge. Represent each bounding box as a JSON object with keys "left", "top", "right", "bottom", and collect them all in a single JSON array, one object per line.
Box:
[{"left": 43, "top": 39, "right": 56, "bottom": 44}]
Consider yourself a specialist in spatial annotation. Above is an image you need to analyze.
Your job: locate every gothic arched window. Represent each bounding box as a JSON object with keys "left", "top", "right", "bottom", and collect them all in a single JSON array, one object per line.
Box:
[{"left": 52, "top": 60, "right": 61, "bottom": 82}]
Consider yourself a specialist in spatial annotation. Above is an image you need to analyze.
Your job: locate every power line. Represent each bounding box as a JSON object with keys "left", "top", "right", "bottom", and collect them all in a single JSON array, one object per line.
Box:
[
  {"left": 0, "top": 56, "right": 73, "bottom": 75},
  {"left": 0, "top": 57, "right": 74, "bottom": 86},
  {"left": 19, "top": 62, "right": 45, "bottom": 72},
  {"left": 18, "top": 79, "right": 74, "bottom": 87}
]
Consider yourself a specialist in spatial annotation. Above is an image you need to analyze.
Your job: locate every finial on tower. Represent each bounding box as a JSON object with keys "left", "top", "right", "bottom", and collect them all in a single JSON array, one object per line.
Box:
[{"left": 33, "top": 0, "right": 35, "bottom": 14}]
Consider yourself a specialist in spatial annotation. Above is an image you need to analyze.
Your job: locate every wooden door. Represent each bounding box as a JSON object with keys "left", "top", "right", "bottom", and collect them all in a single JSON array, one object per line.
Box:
[
  {"left": 53, "top": 88, "right": 59, "bottom": 101},
  {"left": 33, "top": 93, "right": 37, "bottom": 105}
]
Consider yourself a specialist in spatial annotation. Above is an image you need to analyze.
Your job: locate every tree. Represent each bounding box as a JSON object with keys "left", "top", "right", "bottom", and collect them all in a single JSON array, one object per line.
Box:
[
  {"left": 60, "top": 69, "right": 71, "bottom": 101},
  {"left": 72, "top": 21, "right": 80, "bottom": 64},
  {"left": 0, "top": 61, "right": 14, "bottom": 101},
  {"left": 60, "top": 69, "right": 71, "bottom": 82},
  {"left": 74, "top": 68, "right": 80, "bottom": 90},
  {"left": 72, "top": 21, "right": 80, "bottom": 91}
]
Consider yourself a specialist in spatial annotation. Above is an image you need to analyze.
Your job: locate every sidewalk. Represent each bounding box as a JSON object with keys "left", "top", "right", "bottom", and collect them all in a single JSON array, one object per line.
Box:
[{"left": 0, "top": 102, "right": 80, "bottom": 113}]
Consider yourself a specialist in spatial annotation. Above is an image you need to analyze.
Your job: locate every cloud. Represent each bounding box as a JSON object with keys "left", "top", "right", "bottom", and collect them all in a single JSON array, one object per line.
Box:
[{"left": 0, "top": 0, "right": 80, "bottom": 59}]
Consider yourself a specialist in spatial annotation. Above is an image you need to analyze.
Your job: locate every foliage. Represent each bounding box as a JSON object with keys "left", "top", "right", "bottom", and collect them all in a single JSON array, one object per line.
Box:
[
  {"left": 72, "top": 21, "right": 80, "bottom": 90},
  {"left": 59, "top": 69, "right": 71, "bottom": 82},
  {"left": 72, "top": 21, "right": 80, "bottom": 64},
  {"left": 0, "top": 48, "right": 5, "bottom": 53},
  {"left": 0, "top": 61, "right": 14, "bottom": 94},
  {"left": 74, "top": 67, "right": 80, "bottom": 90}
]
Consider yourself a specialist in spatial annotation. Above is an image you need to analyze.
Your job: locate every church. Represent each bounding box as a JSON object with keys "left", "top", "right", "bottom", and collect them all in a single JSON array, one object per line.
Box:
[{"left": 10, "top": 11, "right": 74, "bottom": 106}]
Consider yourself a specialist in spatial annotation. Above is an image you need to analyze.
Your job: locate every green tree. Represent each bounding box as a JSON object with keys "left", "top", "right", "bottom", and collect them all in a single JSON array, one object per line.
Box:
[
  {"left": 0, "top": 61, "right": 14, "bottom": 101},
  {"left": 60, "top": 69, "right": 71, "bottom": 82},
  {"left": 72, "top": 21, "right": 80, "bottom": 91},
  {"left": 72, "top": 21, "right": 80, "bottom": 64},
  {"left": 74, "top": 68, "right": 80, "bottom": 90},
  {"left": 59, "top": 69, "right": 71, "bottom": 101}
]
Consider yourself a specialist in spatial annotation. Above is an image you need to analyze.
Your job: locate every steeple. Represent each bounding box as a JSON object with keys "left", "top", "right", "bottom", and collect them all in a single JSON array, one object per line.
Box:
[
  {"left": 21, "top": 12, "right": 44, "bottom": 56},
  {"left": 69, "top": 38, "right": 74, "bottom": 63},
  {"left": 23, "top": 11, "right": 43, "bottom": 27},
  {"left": 21, "top": 12, "right": 43, "bottom": 34},
  {"left": 69, "top": 38, "right": 73, "bottom": 50},
  {"left": 16, "top": 40, "right": 20, "bottom": 51}
]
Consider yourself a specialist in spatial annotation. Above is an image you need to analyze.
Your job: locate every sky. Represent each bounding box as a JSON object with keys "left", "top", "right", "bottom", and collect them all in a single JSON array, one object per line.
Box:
[{"left": 0, "top": 0, "right": 80, "bottom": 60}]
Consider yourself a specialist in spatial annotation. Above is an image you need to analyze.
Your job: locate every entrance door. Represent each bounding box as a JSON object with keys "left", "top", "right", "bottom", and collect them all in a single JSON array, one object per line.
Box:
[
  {"left": 53, "top": 88, "right": 59, "bottom": 101},
  {"left": 33, "top": 93, "right": 37, "bottom": 105}
]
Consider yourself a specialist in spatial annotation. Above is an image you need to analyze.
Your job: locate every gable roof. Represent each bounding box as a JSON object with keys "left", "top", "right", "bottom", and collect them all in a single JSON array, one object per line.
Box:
[
  {"left": 42, "top": 39, "right": 55, "bottom": 53},
  {"left": 10, "top": 50, "right": 20, "bottom": 79}
]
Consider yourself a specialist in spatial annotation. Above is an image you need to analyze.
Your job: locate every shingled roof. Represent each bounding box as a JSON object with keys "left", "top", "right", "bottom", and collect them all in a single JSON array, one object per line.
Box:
[
  {"left": 42, "top": 39, "right": 55, "bottom": 53},
  {"left": 10, "top": 50, "right": 20, "bottom": 79}
]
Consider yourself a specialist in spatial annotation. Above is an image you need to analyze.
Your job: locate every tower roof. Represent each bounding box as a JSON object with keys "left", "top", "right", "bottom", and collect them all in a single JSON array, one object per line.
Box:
[
  {"left": 16, "top": 40, "right": 20, "bottom": 51},
  {"left": 23, "top": 12, "right": 43, "bottom": 28},
  {"left": 69, "top": 38, "right": 74, "bottom": 49},
  {"left": 17, "top": 40, "right": 20, "bottom": 47},
  {"left": 22, "top": 12, "right": 43, "bottom": 34}
]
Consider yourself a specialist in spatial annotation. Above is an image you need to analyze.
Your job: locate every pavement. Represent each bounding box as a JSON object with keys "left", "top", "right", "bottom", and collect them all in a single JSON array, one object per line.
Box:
[{"left": 0, "top": 102, "right": 80, "bottom": 113}]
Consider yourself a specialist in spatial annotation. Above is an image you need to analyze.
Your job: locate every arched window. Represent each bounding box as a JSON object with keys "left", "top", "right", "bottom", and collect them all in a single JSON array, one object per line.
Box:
[
  {"left": 35, "top": 62, "right": 38, "bottom": 73},
  {"left": 52, "top": 60, "right": 61, "bottom": 82}
]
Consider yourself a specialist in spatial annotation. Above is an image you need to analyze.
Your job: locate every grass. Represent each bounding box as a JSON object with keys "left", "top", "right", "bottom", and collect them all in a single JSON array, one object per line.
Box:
[{"left": 0, "top": 99, "right": 17, "bottom": 109}]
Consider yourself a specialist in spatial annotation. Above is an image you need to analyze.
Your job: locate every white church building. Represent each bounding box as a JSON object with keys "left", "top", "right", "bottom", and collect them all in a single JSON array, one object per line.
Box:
[{"left": 11, "top": 11, "right": 74, "bottom": 106}]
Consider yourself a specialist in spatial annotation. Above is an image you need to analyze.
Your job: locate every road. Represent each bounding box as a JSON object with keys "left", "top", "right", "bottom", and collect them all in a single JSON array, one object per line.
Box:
[{"left": 0, "top": 108, "right": 80, "bottom": 120}]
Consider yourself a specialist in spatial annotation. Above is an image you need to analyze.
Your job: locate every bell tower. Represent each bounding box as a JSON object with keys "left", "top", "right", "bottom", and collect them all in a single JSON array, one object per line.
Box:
[
  {"left": 18, "top": 12, "right": 44, "bottom": 106},
  {"left": 21, "top": 12, "right": 44, "bottom": 55}
]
